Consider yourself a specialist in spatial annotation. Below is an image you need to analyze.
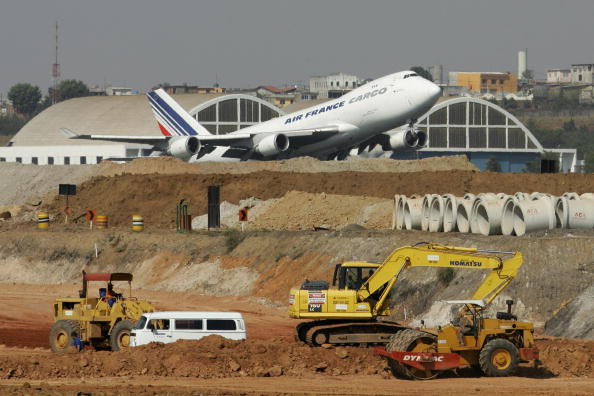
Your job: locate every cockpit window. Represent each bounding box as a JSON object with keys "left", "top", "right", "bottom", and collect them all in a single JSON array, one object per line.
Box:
[{"left": 403, "top": 73, "right": 418, "bottom": 79}]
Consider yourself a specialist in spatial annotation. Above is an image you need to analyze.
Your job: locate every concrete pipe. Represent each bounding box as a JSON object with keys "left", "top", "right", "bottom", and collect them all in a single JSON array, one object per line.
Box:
[
  {"left": 513, "top": 196, "right": 555, "bottom": 236},
  {"left": 501, "top": 197, "right": 515, "bottom": 236},
  {"left": 404, "top": 196, "right": 424, "bottom": 230},
  {"left": 421, "top": 194, "right": 437, "bottom": 232},
  {"left": 555, "top": 197, "right": 569, "bottom": 229},
  {"left": 580, "top": 193, "right": 594, "bottom": 200},
  {"left": 501, "top": 196, "right": 521, "bottom": 236},
  {"left": 566, "top": 199, "right": 594, "bottom": 229},
  {"left": 513, "top": 192, "right": 530, "bottom": 202},
  {"left": 443, "top": 194, "right": 460, "bottom": 233},
  {"left": 393, "top": 194, "right": 405, "bottom": 230},
  {"left": 456, "top": 197, "right": 477, "bottom": 233},
  {"left": 562, "top": 192, "right": 580, "bottom": 200},
  {"left": 469, "top": 198, "right": 483, "bottom": 234},
  {"left": 428, "top": 195, "right": 446, "bottom": 232},
  {"left": 392, "top": 194, "right": 399, "bottom": 230},
  {"left": 468, "top": 193, "right": 498, "bottom": 234},
  {"left": 475, "top": 197, "right": 506, "bottom": 236},
  {"left": 396, "top": 195, "right": 408, "bottom": 230}
]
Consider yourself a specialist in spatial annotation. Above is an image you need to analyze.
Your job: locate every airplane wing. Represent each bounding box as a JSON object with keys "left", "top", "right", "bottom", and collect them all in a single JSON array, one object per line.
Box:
[
  {"left": 198, "top": 126, "right": 339, "bottom": 148},
  {"left": 61, "top": 126, "right": 339, "bottom": 149},
  {"left": 61, "top": 128, "right": 167, "bottom": 145}
]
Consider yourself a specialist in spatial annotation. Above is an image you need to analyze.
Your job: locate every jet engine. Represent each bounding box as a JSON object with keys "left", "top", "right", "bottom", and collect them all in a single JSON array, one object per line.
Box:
[
  {"left": 381, "top": 128, "right": 427, "bottom": 150},
  {"left": 382, "top": 130, "right": 416, "bottom": 151},
  {"left": 413, "top": 129, "right": 427, "bottom": 148},
  {"left": 166, "top": 136, "right": 201, "bottom": 159},
  {"left": 254, "top": 133, "right": 290, "bottom": 157}
]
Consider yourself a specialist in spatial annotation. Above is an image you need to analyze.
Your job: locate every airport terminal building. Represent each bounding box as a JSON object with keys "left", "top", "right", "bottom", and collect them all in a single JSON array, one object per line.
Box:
[{"left": 0, "top": 93, "right": 577, "bottom": 172}]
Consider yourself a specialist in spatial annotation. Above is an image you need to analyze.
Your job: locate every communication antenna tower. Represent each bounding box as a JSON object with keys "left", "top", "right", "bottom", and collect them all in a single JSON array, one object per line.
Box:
[{"left": 52, "top": 22, "right": 60, "bottom": 104}]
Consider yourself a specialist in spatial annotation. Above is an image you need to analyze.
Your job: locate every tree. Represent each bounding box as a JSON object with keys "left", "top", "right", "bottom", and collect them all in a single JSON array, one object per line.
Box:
[
  {"left": 563, "top": 119, "right": 576, "bottom": 131},
  {"left": 410, "top": 66, "right": 433, "bottom": 82},
  {"left": 58, "top": 79, "right": 90, "bottom": 101},
  {"left": 521, "top": 70, "right": 534, "bottom": 81},
  {"left": 0, "top": 114, "right": 27, "bottom": 136},
  {"left": 486, "top": 156, "right": 502, "bottom": 172},
  {"left": 505, "top": 97, "right": 518, "bottom": 109},
  {"left": 8, "top": 83, "right": 41, "bottom": 116},
  {"left": 585, "top": 151, "right": 594, "bottom": 173}
]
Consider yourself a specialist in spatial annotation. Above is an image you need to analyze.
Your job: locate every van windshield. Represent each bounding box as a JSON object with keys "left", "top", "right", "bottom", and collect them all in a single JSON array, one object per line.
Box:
[{"left": 134, "top": 316, "right": 147, "bottom": 330}]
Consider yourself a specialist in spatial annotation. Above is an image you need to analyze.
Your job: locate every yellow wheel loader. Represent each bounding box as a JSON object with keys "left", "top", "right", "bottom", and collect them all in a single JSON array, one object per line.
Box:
[
  {"left": 50, "top": 271, "right": 155, "bottom": 353},
  {"left": 288, "top": 243, "right": 539, "bottom": 378}
]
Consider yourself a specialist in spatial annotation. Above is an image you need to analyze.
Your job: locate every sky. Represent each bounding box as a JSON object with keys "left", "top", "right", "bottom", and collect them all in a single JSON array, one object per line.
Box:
[{"left": 1, "top": 0, "right": 593, "bottom": 96}]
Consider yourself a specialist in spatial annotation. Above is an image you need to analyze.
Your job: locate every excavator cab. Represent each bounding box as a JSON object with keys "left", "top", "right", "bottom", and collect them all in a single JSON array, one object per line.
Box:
[{"left": 332, "top": 262, "right": 380, "bottom": 290}]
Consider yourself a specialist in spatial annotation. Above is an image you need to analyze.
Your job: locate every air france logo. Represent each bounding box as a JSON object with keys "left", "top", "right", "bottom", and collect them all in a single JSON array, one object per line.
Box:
[
  {"left": 284, "top": 101, "right": 346, "bottom": 124},
  {"left": 450, "top": 260, "right": 482, "bottom": 267},
  {"left": 284, "top": 86, "right": 388, "bottom": 124}
]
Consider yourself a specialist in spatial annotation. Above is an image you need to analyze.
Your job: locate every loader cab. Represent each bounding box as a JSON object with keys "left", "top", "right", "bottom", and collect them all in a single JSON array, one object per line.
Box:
[
  {"left": 332, "top": 262, "right": 381, "bottom": 290},
  {"left": 79, "top": 271, "right": 133, "bottom": 301}
]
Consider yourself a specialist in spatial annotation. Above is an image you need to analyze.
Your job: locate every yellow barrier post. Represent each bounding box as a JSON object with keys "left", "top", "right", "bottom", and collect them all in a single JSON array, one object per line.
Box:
[
  {"left": 132, "top": 215, "right": 144, "bottom": 231},
  {"left": 96, "top": 215, "right": 108, "bottom": 229},
  {"left": 37, "top": 212, "right": 49, "bottom": 229}
]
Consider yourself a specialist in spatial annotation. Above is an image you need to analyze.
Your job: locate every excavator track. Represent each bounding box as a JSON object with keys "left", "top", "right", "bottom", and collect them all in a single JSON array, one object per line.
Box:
[{"left": 297, "top": 320, "right": 404, "bottom": 346}]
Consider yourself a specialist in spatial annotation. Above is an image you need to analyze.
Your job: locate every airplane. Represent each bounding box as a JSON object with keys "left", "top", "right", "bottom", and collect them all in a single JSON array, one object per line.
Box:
[{"left": 61, "top": 70, "right": 441, "bottom": 161}]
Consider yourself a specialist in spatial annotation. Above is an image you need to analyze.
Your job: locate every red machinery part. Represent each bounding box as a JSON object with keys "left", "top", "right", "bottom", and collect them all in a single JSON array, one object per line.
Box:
[
  {"left": 519, "top": 347, "right": 539, "bottom": 361},
  {"left": 374, "top": 346, "right": 461, "bottom": 371}
]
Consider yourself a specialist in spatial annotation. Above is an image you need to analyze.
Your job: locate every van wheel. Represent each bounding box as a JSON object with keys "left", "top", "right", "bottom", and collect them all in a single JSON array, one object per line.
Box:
[{"left": 110, "top": 320, "right": 134, "bottom": 351}]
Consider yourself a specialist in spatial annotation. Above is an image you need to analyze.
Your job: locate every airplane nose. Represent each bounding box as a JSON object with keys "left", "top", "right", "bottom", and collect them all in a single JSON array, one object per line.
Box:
[
  {"left": 407, "top": 79, "right": 441, "bottom": 109},
  {"left": 426, "top": 81, "right": 441, "bottom": 101}
]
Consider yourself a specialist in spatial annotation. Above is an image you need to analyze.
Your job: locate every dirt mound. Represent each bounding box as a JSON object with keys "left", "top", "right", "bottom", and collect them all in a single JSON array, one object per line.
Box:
[
  {"left": 0, "top": 156, "right": 476, "bottom": 207},
  {"left": 537, "top": 337, "right": 594, "bottom": 377},
  {"left": 251, "top": 191, "right": 390, "bottom": 230},
  {"left": 42, "top": 170, "right": 594, "bottom": 228},
  {"left": 0, "top": 337, "right": 592, "bottom": 381},
  {"left": 96, "top": 155, "right": 478, "bottom": 176},
  {"left": 0, "top": 336, "right": 386, "bottom": 380}
]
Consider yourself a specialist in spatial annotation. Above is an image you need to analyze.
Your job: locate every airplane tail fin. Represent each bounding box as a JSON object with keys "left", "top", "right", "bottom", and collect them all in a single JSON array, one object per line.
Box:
[{"left": 147, "top": 89, "right": 212, "bottom": 136}]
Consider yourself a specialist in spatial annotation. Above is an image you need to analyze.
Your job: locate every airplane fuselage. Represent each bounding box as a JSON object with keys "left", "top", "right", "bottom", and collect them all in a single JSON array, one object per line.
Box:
[{"left": 198, "top": 71, "right": 440, "bottom": 160}]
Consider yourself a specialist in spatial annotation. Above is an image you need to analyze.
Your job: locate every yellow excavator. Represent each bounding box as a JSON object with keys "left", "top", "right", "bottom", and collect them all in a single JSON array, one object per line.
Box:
[{"left": 289, "top": 243, "right": 539, "bottom": 378}]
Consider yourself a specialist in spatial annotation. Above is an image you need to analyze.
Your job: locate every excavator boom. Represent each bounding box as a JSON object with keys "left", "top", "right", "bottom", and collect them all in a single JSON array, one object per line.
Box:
[{"left": 357, "top": 244, "right": 522, "bottom": 312}]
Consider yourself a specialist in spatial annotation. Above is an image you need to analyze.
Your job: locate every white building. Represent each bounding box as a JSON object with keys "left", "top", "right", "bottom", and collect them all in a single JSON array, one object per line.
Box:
[
  {"left": 309, "top": 72, "right": 360, "bottom": 99},
  {"left": 0, "top": 145, "right": 145, "bottom": 165},
  {"left": 571, "top": 64, "right": 594, "bottom": 84},
  {"left": 546, "top": 69, "right": 572, "bottom": 84}
]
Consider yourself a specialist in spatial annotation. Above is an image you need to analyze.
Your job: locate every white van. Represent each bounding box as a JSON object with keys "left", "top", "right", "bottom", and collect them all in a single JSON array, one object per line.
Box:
[{"left": 129, "top": 311, "right": 247, "bottom": 346}]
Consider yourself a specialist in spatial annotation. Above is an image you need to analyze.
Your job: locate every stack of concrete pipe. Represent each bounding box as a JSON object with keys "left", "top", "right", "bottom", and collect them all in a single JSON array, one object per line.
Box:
[{"left": 393, "top": 192, "right": 594, "bottom": 236}]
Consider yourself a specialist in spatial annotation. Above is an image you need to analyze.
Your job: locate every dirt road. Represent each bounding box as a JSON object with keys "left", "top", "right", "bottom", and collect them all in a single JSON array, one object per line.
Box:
[{"left": 1, "top": 376, "right": 594, "bottom": 396}]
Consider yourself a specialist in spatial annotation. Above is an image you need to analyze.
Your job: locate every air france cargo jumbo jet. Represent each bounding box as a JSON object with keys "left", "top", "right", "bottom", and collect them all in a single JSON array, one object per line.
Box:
[{"left": 62, "top": 71, "right": 441, "bottom": 161}]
